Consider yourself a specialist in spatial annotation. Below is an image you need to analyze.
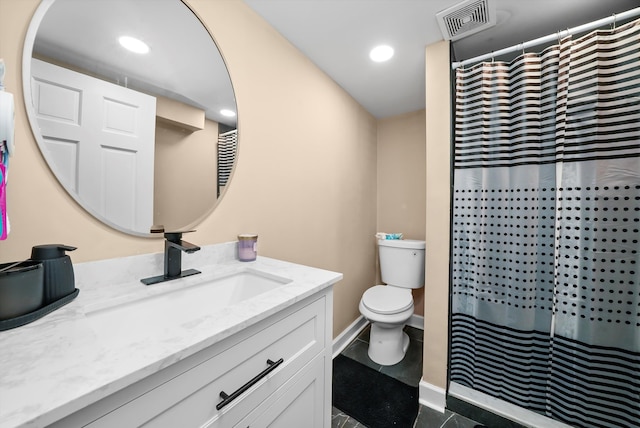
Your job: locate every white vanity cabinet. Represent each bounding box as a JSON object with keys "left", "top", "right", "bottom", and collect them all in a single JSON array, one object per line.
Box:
[{"left": 51, "top": 289, "right": 333, "bottom": 428}]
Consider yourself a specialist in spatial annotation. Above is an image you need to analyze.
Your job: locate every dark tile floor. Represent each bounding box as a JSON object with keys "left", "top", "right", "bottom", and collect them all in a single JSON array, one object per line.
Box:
[{"left": 332, "top": 325, "right": 484, "bottom": 428}]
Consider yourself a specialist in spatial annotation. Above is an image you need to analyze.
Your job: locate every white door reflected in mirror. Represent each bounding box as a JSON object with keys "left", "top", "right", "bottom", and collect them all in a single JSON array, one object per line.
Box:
[
  {"left": 23, "top": 0, "right": 237, "bottom": 236},
  {"left": 31, "top": 59, "right": 156, "bottom": 234}
]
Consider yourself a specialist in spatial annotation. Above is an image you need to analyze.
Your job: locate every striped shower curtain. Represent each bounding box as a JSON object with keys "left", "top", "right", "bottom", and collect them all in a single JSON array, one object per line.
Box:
[{"left": 450, "top": 18, "right": 640, "bottom": 428}]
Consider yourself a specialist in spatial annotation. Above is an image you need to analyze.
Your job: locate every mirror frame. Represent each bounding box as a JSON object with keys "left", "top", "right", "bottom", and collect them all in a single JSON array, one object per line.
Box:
[{"left": 22, "top": 0, "right": 238, "bottom": 237}]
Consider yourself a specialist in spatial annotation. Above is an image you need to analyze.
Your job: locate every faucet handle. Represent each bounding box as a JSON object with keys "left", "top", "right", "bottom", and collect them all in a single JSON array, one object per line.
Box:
[
  {"left": 164, "top": 230, "right": 196, "bottom": 242},
  {"left": 150, "top": 224, "right": 195, "bottom": 233},
  {"left": 150, "top": 226, "right": 196, "bottom": 240},
  {"left": 150, "top": 225, "right": 165, "bottom": 234}
]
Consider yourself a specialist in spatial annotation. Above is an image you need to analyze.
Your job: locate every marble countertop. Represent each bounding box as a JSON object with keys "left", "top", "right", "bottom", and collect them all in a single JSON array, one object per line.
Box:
[{"left": 0, "top": 242, "right": 342, "bottom": 428}]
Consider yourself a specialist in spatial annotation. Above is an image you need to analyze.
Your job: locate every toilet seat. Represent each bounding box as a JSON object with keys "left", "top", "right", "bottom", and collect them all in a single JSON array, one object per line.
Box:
[{"left": 361, "top": 286, "right": 413, "bottom": 315}]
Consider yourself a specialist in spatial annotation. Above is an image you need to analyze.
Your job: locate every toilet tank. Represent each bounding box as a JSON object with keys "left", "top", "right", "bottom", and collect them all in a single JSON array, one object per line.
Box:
[{"left": 378, "top": 239, "right": 425, "bottom": 289}]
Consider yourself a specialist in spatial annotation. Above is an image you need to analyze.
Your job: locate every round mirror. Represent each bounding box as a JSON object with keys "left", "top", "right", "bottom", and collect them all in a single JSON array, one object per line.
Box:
[{"left": 23, "top": 0, "right": 237, "bottom": 237}]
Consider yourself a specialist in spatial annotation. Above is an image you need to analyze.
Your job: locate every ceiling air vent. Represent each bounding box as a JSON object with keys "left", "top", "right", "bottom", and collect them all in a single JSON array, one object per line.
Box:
[{"left": 436, "top": 0, "right": 496, "bottom": 41}]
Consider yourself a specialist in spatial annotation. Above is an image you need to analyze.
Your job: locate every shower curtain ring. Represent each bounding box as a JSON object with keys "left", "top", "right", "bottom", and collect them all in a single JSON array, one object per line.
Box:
[
  {"left": 521, "top": 43, "right": 525, "bottom": 56},
  {"left": 612, "top": 13, "right": 617, "bottom": 30}
]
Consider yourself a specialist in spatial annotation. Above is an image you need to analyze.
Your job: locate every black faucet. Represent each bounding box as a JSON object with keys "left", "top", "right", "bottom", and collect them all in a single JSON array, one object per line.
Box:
[{"left": 141, "top": 231, "right": 201, "bottom": 285}]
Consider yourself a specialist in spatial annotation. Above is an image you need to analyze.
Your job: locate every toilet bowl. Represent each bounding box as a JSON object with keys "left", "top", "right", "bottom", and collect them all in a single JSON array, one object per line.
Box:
[
  {"left": 359, "top": 239, "right": 425, "bottom": 366},
  {"left": 359, "top": 285, "right": 415, "bottom": 365}
]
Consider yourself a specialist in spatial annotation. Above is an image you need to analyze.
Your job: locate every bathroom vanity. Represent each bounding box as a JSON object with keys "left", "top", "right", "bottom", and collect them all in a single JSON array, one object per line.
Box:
[{"left": 0, "top": 242, "right": 341, "bottom": 428}]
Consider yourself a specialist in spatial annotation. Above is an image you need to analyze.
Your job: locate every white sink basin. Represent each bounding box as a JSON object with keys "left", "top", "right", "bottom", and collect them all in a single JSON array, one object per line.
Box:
[{"left": 86, "top": 268, "right": 292, "bottom": 342}]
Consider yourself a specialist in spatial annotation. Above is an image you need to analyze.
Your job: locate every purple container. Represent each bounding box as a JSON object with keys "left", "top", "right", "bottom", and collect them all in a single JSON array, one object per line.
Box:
[{"left": 238, "top": 234, "right": 258, "bottom": 262}]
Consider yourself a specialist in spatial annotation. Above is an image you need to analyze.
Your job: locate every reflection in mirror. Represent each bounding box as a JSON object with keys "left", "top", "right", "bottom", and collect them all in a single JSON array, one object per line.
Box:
[{"left": 23, "top": 0, "right": 237, "bottom": 236}]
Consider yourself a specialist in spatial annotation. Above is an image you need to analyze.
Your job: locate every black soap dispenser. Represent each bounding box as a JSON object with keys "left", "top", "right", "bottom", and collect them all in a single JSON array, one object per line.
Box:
[{"left": 30, "top": 244, "right": 77, "bottom": 305}]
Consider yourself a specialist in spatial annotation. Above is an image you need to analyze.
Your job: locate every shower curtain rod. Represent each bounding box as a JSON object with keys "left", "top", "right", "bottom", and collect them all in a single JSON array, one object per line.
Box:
[{"left": 452, "top": 7, "right": 640, "bottom": 69}]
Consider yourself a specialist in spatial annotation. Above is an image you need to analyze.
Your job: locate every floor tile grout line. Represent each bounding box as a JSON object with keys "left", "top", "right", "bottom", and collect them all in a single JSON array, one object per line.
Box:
[
  {"left": 334, "top": 326, "right": 483, "bottom": 428},
  {"left": 334, "top": 326, "right": 426, "bottom": 428},
  {"left": 439, "top": 412, "right": 456, "bottom": 428}
]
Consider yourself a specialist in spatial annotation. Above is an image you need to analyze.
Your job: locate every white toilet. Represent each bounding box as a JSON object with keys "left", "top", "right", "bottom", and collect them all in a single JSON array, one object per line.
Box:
[{"left": 359, "top": 239, "right": 425, "bottom": 366}]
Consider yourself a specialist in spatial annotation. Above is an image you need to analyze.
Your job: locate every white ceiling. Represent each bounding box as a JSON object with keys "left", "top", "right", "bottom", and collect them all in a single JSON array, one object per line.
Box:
[
  {"left": 244, "top": 0, "right": 640, "bottom": 119},
  {"left": 29, "top": 0, "right": 640, "bottom": 124}
]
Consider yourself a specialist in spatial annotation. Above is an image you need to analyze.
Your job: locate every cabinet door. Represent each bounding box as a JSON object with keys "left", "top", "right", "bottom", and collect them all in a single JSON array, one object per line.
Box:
[{"left": 235, "top": 354, "right": 326, "bottom": 428}]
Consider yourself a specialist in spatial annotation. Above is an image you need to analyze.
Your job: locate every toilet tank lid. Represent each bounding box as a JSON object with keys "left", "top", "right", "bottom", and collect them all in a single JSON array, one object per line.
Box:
[{"left": 378, "top": 239, "right": 425, "bottom": 250}]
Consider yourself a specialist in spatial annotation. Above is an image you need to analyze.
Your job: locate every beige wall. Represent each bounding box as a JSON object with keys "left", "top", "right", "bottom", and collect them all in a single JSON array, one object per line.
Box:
[
  {"left": 377, "top": 110, "right": 426, "bottom": 315},
  {"left": 0, "top": 0, "right": 378, "bottom": 338},
  {"left": 154, "top": 119, "right": 218, "bottom": 231},
  {"left": 423, "top": 40, "right": 451, "bottom": 389}
]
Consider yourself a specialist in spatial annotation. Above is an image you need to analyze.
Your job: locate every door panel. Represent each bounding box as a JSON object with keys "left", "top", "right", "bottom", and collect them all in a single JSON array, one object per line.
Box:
[{"left": 31, "top": 58, "right": 155, "bottom": 234}]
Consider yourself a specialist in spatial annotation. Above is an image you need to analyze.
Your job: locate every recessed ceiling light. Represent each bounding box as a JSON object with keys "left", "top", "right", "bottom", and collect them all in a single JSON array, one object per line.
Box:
[
  {"left": 220, "top": 109, "right": 236, "bottom": 117},
  {"left": 118, "top": 36, "right": 149, "bottom": 54},
  {"left": 369, "top": 45, "right": 394, "bottom": 62}
]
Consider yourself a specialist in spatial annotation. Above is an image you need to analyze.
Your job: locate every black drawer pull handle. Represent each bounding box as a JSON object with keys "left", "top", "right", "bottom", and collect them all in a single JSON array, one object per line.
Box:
[{"left": 216, "top": 358, "right": 284, "bottom": 410}]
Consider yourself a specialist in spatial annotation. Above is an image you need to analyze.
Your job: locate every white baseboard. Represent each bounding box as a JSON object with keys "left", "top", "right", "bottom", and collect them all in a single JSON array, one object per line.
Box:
[
  {"left": 448, "top": 382, "right": 574, "bottom": 428},
  {"left": 332, "top": 315, "right": 369, "bottom": 359},
  {"left": 419, "top": 380, "right": 446, "bottom": 413},
  {"left": 407, "top": 314, "right": 424, "bottom": 330}
]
